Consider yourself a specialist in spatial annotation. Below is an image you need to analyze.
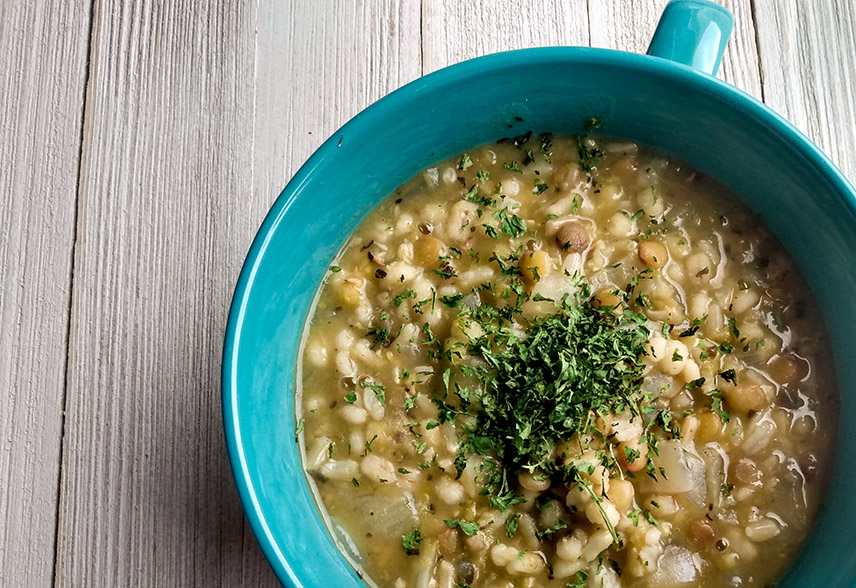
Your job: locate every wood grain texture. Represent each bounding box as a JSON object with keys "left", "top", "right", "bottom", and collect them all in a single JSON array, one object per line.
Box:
[
  {"left": 56, "top": 1, "right": 421, "bottom": 586},
  {"left": 588, "top": 0, "right": 763, "bottom": 99},
  {"left": 254, "top": 0, "right": 422, "bottom": 226},
  {"left": 0, "top": 1, "right": 90, "bottom": 586},
  {"left": 754, "top": 0, "right": 856, "bottom": 180},
  {"left": 56, "top": 1, "right": 261, "bottom": 585},
  {"left": 422, "top": 0, "right": 589, "bottom": 73}
]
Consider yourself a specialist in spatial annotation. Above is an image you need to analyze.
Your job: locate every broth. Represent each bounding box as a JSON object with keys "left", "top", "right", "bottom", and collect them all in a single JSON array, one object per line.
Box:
[{"left": 299, "top": 131, "right": 836, "bottom": 588}]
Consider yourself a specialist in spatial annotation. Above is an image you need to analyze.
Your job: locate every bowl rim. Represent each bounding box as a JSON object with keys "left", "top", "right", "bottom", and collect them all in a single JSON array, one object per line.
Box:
[{"left": 222, "top": 45, "right": 856, "bottom": 588}]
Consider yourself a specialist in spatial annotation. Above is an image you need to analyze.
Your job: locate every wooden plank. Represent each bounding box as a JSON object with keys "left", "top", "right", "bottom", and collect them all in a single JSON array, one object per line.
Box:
[
  {"left": 56, "top": 1, "right": 422, "bottom": 586},
  {"left": 422, "top": 0, "right": 590, "bottom": 74},
  {"left": 588, "top": 0, "right": 763, "bottom": 99},
  {"left": 254, "top": 0, "right": 422, "bottom": 226},
  {"left": 55, "top": 1, "right": 262, "bottom": 585},
  {"left": 754, "top": 0, "right": 856, "bottom": 180},
  {"left": 0, "top": 1, "right": 90, "bottom": 586}
]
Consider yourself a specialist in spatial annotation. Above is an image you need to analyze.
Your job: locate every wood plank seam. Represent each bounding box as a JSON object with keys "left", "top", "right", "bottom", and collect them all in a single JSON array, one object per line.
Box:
[
  {"left": 748, "top": 0, "right": 767, "bottom": 103},
  {"left": 49, "top": 0, "right": 96, "bottom": 585}
]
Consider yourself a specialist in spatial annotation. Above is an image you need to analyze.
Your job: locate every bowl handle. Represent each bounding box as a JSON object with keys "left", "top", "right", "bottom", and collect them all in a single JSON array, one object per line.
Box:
[{"left": 647, "top": 0, "right": 734, "bottom": 76}]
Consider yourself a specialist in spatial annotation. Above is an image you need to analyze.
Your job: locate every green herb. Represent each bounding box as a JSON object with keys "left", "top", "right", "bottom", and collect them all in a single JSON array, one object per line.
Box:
[
  {"left": 629, "top": 509, "right": 641, "bottom": 526},
  {"left": 630, "top": 209, "right": 645, "bottom": 222},
  {"left": 440, "top": 293, "right": 466, "bottom": 308},
  {"left": 451, "top": 279, "right": 650, "bottom": 506},
  {"left": 463, "top": 184, "right": 493, "bottom": 207},
  {"left": 351, "top": 477, "right": 360, "bottom": 487},
  {"left": 363, "top": 434, "right": 378, "bottom": 455},
  {"left": 720, "top": 369, "right": 737, "bottom": 385},
  {"left": 329, "top": 265, "right": 342, "bottom": 273},
  {"left": 295, "top": 418, "right": 304, "bottom": 436},
  {"left": 402, "top": 526, "right": 422, "bottom": 555},
  {"left": 476, "top": 170, "right": 490, "bottom": 183},
  {"left": 483, "top": 223, "right": 501, "bottom": 239},
  {"left": 344, "top": 392, "right": 357, "bottom": 404},
  {"left": 433, "top": 264, "right": 458, "bottom": 279},
  {"left": 459, "top": 153, "right": 473, "bottom": 170},
  {"left": 685, "top": 377, "right": 706, "bottom": 390},
  {"left": 366, "top": 326, "right": 389, "bottom": 345},
  {"left": 360, "top": 379, "right": 386, "bottom": 406},
  {"left": 707, "top": 390, "right": 731, "bottom": 422},
  {"left": 576, "top": 136, "right": 605, "bottom": 172},
  {"left": 679, "top": 314, "right": 708, "bottom": 337},
  {"left": 728, "top": 317, "right": 740, "bottom": 338},
  {"left": 533, "top": 178, "right": 549, "bottom": 195},
  {"left": 503, "top": 161, "right": 522, "bottom": 173},
  {"left": 546, "top": 213, "right": 558, "bottom": 220},
  {"left": 494, "top": 207, "right": 527, "bottom": 238},
  {"left": 393, "top": 289, "right": 416, "bottom": 306},
  {"left": 645, "top": 509, "right": 660, "bottom": 526},
  {"left": 540, "top": 134, "right": 553, "bottom": 164},
  {"left": 398, "top": 468, "right": 410, "bottom": 474},
  {"left": 505, "top": 513, "right": 521, "bottom": 538},
  {"left": 721, "top": 482, "right": 734, "bottom": 497},
  {"left": 524, "top": 148, "right": 536, "bottom": 164},
  {"left": 444, "top": 518, "right": 480, "bottom": 536},
  {"left": 567, "top": 570, "right": 589, "bottom": 588},
  {"left": 718, "top": 341, "right": 733, "bottom": 355},
  {"left": 536, "top": 518, "right": 567, "bottom": 541}
]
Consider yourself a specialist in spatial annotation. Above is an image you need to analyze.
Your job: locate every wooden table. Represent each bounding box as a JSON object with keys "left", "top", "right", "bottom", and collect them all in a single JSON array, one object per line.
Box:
[{"left": 2, "top": 1, "right": 854, "bottom": 586}]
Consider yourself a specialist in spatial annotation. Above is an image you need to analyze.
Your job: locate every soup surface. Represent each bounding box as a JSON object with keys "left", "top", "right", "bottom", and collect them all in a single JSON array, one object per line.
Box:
[{"left": 299, "top": 130, "right": 836, "bottom": 588}]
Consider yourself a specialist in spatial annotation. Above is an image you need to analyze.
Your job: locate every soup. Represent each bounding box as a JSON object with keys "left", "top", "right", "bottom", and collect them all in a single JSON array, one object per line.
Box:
[{"left": 298, "top": 129, "right": 836, "bottom": 588}]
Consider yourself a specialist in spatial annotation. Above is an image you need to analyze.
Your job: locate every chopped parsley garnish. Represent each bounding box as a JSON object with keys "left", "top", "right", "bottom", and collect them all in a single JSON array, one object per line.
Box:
[
  {"left": 402, "top": 526, "right": 422, "bottom": 555},
  {"left": 679, "top": 314, "right": 708, "bottom": 337},
  {"left": 329, "top": 265, "right": 342, "bottom": 273},
  {"left": 444, "top": 518, "right": 480, "bottom": 536},
  {"left": 567, "top": 570, "right": 589, "bottom": 588},
  {"left": 440, "top": 293, "right": 466, "bottom": 308},
  {"left": 459, "top": 153, "right": 473, "bottom": 170},
  {"left": 360, "top": 378, "right": 386, "bottom": 406},
  {"left": 505, "top": 514, "right": 521, "bottom": 537},
  {"left": 540, "top": 134, "right": 553, "bottom": 164},
  {"left": 494, "top": 207, "right": 527, "bottom": 238},
  {"left": 576, "top": 136, "right": 605, "bottom": 172},
  {"left": 719, "top": 369, "right": 737, "bottom": 385},
  {"left": 393, "top": 289, "right": 416, "bottom": 306},
  {"left": 728, "top": 317, "right": 740, "bottom": 338},
  {"left": 463, "top": 184, "right": 493, "bottom": 207},
  {"left": 448, "top": 279, "right": 651, "bottom": 506},
  {"left": 503, "top": 161, "right": 522, "bottom": 173}
]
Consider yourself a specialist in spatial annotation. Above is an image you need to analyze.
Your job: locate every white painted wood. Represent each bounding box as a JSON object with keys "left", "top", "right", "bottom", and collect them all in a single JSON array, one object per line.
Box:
[
  {"left": 0, "top": 1, "right": 90, "bottom": 586},
  {"left": 588, "top": 0, "right": 763, "bottom": 99},
  {"left": 55, "top": 1, "right": 421, "bottom": 586},
  {"left": 422, "top": 0, "right": 589, "bottom": 73},
  {"left": 754, "top": 0, "right": 856, "bottom": 180}
]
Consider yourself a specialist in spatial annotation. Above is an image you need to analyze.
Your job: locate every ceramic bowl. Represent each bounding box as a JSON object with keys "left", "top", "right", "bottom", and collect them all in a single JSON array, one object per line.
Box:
[{"left": 223, "top": 1, "right": 856, "bottom": 586}]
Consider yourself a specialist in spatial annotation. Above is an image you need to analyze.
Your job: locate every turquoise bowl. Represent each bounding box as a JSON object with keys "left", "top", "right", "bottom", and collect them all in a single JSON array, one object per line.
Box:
[{"left": 223, "top": 1, "right": 856, "bottom": 586}]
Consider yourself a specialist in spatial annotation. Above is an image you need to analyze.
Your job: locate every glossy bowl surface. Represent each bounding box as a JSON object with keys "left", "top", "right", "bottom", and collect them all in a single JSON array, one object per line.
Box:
[{"left": 223, "top": 46, "right": 856, "bottom": 588}]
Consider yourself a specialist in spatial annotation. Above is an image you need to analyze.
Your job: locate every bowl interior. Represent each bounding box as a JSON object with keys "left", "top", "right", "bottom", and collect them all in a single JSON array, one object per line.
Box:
[{"left": 223, "top": 47, "right": 856, "bottom": 588}]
